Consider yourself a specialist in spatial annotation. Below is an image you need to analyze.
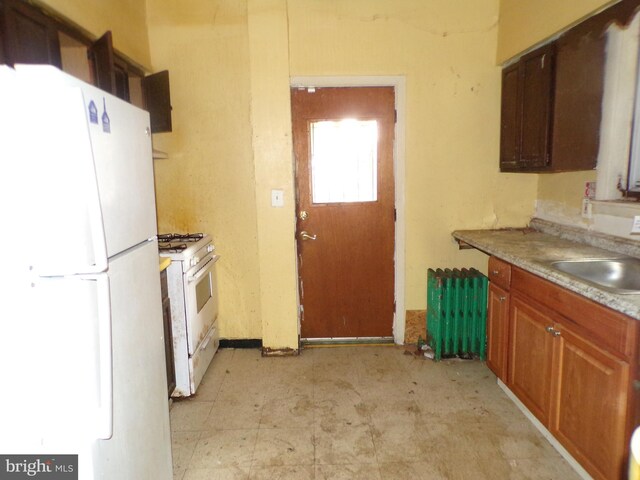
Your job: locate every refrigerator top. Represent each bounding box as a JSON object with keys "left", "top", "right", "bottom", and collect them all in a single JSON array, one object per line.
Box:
[{"left": 14, "top": 65, "right": 159, "bottom": 262}]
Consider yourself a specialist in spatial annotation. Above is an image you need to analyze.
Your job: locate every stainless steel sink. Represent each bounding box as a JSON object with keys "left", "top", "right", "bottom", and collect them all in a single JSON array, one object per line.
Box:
[{"left": 547, "top": 257, "right": 640, "bottom": 294}]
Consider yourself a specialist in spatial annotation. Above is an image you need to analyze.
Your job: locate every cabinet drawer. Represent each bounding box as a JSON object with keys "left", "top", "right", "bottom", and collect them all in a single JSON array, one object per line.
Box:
[
  {"left": 512, "top": 267, "right": 635, "bottom": 359},
  {"left": 488, "top": 257, "right": 512, "bottom": 290}
]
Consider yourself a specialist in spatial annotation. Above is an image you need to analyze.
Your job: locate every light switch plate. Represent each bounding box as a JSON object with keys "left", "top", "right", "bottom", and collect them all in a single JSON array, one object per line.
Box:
[{"left": 271, "top": 189, "right": 284, "bottom": 207}]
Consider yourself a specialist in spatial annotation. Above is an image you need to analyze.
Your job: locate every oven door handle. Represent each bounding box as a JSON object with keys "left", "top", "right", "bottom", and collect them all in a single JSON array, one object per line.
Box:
[
  {"left": 187, "top": 255, "right": 218, "bottom": 284},
  {"left": 200, "top": 325, "right": 217, "bottom": 351}
]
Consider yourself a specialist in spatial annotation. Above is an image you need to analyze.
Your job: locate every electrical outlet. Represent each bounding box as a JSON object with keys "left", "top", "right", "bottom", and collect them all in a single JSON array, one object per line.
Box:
[{"left": 581, "top": 198, "right": 592, "bottom": 219}]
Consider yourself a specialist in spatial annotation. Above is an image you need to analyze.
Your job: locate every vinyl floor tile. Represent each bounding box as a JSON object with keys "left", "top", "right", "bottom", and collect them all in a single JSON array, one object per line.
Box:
[{"left": 170, "top": 347, "right": 580, "bottom": 479}]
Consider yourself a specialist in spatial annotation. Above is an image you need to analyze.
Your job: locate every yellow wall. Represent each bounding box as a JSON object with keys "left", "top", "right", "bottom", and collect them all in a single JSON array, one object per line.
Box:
[
  {"left": 247, "top": 0, "right": 299, "bottom": 350},
  {"left": 147, "top": 0, "right": 264, "bottom": 340},
  {"left": 37, "top": 0, "right": 151, "bottom": 69},
  {"left": 287, "top": 0, "right": 537, "bottom": 310},
  {"left": 148, "top": 0, "right": 538, "bottom": 349},
  {"left": 497, "top": 0, "right": 616, "bottom": 63}
]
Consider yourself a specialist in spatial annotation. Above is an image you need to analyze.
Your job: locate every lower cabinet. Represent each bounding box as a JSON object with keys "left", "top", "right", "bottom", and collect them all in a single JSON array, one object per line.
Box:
[
  {"left": 488, "top": 257, "right": 638, "bottom": 480},
  {"left": 552, "top": 325, "right": 629, "bottom": 480},
  {"left": 486, "top": 283, "right": 510, "bottom": 382},
  {"left": 508, "top": 294, "right": 555, "bottom": 426}
]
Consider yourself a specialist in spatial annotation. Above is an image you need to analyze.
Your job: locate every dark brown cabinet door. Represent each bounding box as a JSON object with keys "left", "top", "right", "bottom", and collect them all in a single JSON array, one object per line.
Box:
[
  {"left": 487, "top": 283, "right": 509, "bottom": 381},
  {"left": 499, "top": 43, "right": 554, "bottom": 172},
  {"left": 143, "top": 70, "right": 172, "bottom": 133},
  {"left": 499, "top": 63, "right": 520, "bottom": 171},
  {"left": 518, "top": 44, "right": 554, "bottom": 170},
  {"left": 1, "top": 0, "right": 61, "bottom": 67},
  {"left": 552, "top": 18, "right": 605, "bottom": 172},
  {"left": 89, "top": 31, "right": 116, "bottom": 95}
]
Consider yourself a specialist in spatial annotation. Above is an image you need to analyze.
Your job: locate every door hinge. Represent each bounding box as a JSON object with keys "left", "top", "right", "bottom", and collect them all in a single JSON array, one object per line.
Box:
[
  {"left": 394, "top": 110, "right": 397, "bottom": 123},
  {"left": 393, "top": 208, "right": 397, "bottom": 222}
]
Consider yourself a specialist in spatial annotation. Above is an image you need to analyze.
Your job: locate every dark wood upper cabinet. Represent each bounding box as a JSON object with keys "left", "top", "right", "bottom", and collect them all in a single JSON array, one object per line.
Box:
[
  {"left": 552, "top": 18, "right": 606, "bottom": 172},
  {"left": 1, "top": 0, "right": 61, "bottom": 68},
  {"left": 500, "top": 0, "right": 640, "bottom": 173},
  {"left": 499, "top": 63, "right": 520, "bottom": 170},
  {"left": 500, "top": 44, "right": 555, "bottom": 172},
  {"left": 143, "top": 70, "right": 172, "bottom": 133},
  {"left": 519, "top": 44, "right": 554, "bottom": 170},
  {"left": 89, "top": 31, "right": 172, "bottom": 133},
  {"left": 89, "top": 31, "right": 116, "bottom": 96}
]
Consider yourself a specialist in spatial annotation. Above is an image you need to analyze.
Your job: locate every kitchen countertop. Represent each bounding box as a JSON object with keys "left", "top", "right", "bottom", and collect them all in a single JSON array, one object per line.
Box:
[
  {"left": 452, "top": 219, "right": 640, "bottom": 321},
  {"left": 159, "top": 257, "right": 171, "bottom": 272}
]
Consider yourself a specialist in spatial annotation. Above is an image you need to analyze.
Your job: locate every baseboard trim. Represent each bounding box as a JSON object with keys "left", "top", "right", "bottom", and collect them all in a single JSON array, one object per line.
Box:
[
  {"left": 261, "top": 347, "right": 300, "bottom": 357},
  {"left": 219, "top": 339, "right": 262, "bottom": 349}
]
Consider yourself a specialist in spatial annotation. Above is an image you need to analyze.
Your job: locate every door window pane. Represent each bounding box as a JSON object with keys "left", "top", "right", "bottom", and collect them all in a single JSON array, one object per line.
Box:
[{"left": 310, "top": 119, "right": 378, "bottom": 203}]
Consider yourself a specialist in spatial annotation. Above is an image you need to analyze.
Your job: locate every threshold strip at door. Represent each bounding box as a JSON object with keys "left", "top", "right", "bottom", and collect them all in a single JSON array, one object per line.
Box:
[{"left": 302, "top": 336, "right": 395, "bottom": 347}]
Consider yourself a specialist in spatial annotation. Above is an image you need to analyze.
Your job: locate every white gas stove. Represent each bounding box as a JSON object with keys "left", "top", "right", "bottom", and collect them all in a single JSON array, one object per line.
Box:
[{"left": 158, "top": 233, "right": 220, "bottom": 397}]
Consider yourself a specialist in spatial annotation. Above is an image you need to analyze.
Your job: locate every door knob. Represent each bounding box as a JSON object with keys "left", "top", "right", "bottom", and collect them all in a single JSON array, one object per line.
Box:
[{"left": 300, "top": 231, "right": 317, "bottom": 241}]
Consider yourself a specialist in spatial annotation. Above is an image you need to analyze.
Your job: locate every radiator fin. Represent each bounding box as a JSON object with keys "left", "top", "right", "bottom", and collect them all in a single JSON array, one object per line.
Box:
[{"left": 426, "top": 268, "right": 488, "bottom": 361}]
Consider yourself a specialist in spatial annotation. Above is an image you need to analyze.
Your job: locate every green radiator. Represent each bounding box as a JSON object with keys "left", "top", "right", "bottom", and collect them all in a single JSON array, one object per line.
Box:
[{"left": 426, "top": 268, "right": 488, "bottom": 361}]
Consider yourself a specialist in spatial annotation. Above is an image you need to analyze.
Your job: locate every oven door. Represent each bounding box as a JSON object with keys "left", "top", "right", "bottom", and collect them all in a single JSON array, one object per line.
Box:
[{"left": 184, "top": 253, "right": 219, "bottom": 355}]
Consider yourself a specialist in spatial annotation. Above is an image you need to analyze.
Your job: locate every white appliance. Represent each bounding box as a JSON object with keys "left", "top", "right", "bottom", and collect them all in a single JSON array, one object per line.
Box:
[
  {"left": 158, "top": 234, "right": 220, "bottom": 397},
  {"left": 0, "top": 65, "right": 172, "bottom": 479}
]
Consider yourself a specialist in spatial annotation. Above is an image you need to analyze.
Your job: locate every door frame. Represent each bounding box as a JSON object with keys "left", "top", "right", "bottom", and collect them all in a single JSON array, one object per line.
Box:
[{"left": 290, "top": 76, "right": 407, "bottom": 344}]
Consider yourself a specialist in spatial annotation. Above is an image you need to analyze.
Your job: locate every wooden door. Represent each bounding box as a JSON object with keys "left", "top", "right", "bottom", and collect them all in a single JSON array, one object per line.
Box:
[
  {"left": 487, "top": 283, "right": 509, "bottom": 382},
  {"left": 291, "top": 87, "right": 395, "bottom": 339},
  {"left": 551, "top": 325, "right": 629, "bottom": 480},
  {"left": 508, "top": 293, "right": 555, "bottom": 425}
]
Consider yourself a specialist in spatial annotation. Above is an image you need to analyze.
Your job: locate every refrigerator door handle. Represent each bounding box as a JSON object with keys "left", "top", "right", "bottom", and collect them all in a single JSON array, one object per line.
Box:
[{"left": 95, "top": 274, "right": 113, "bottom": 439}]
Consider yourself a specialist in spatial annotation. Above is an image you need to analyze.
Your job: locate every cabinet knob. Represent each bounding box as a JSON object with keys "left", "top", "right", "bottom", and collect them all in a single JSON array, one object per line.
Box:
[
  {"left": 545, "top": 325, "right": 561, "bottom": 337},
  {"left": 491, "top": 270, "right": 500, "bottom": 275},
  {"left": 499, "top": 296, "right": 507, "bottom": 302}
]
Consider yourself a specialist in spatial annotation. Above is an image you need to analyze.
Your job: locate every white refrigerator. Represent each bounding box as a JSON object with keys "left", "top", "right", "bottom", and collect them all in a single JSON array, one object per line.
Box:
[{"left": 0, "top": 65, "right": 172, "bottom": 479}]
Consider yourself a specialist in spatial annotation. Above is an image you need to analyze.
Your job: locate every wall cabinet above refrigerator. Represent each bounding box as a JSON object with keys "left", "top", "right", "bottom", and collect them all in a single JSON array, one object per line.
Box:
[{"left": 0, "top": 0, "right": 173, "bottom": 133}]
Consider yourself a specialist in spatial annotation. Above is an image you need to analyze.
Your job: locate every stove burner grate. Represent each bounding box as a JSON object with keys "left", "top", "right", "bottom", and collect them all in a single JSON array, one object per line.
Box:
[
  {"left": 158, "top": 233, "right": 204, "bottom": 242},
  {"left": 158, "top": 243, "right": 187, "bottom": 253}
]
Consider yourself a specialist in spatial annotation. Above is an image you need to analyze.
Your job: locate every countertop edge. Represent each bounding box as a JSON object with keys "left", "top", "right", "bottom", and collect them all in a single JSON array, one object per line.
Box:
[
  {"left": 159, "top": 257, "right": 171, "bottom": 272},
  {"left": 452, "top": 229, "right": 640, "bottom": 321}
]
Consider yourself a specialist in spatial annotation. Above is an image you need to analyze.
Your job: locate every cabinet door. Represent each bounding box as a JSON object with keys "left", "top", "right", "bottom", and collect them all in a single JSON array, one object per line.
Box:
[
  {"left": 519, "top": 43, "right": 554, "bottom": 169},
  {"left": 499, "top": 63, "right": 520, "bottom": 171},
  {"left": 2, "top": 0, "right": 61, "bottom": 67},
  {"left": 487, "top": 283, "right": 509, "bottom": 381},
  {"left": 89, "top": 31, "right": 116, "bottom": 96},
  {"left": 143, "top": 70, "right": 173, "bottom": 133},
  {"left": 551, "top": 19, "right": 604, "bottom": 171},
  {"left": 551, "top": 326, "right": 629, "bottom": 480},
  {"left": 508, "top": 293, "right": 555, "bottom": 425}
]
